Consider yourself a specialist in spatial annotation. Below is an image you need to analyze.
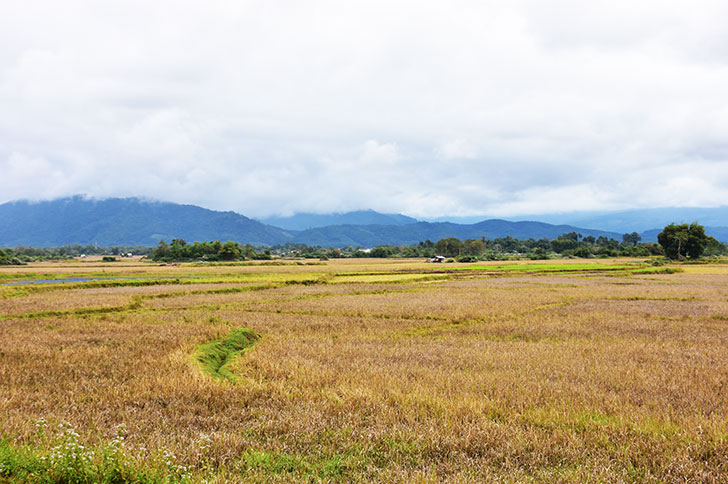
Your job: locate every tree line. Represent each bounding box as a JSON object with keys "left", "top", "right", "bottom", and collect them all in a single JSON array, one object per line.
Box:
[
  {"left": 144, "top": 223, "right": 725, "bottom": 262},
  {"left": 150, "top": 239, "right": 272, "bottom": 262},
  {"left": 0, "top": 244, "right": 152, "bottom": 265}
]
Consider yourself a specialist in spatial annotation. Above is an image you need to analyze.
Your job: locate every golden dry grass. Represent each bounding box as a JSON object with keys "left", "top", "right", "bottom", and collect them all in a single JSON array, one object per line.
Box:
[{"left": 1, "top": 258, "right": 727, "bottom": 482}]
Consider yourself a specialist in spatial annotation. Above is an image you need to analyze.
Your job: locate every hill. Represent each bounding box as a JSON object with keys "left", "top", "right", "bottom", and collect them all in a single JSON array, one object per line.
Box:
[
  {"left": 0, "top": 197, "right": 631, "bottom": 248},
  {"left": 260, "top": 210, "right": 417, "bottom": 230},
  {"left": 0, "top": 197, "right": 292, "bottom": 247}
]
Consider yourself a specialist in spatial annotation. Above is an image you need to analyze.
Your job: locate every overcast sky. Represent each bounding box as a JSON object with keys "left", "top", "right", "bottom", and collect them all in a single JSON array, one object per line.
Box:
[{"left": 2, "top": 1, "right": 728, "bottom": 218}]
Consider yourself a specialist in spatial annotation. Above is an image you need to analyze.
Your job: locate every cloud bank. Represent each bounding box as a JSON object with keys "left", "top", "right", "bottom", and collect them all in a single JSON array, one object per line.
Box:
[{"left": 2, "top": 1, "right": 728, "bottom": 218}]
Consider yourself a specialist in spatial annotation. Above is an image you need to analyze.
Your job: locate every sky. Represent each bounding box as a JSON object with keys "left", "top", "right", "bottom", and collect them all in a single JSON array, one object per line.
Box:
[{"left": 2, "top": 1, "right": 728, "bottom": 219}]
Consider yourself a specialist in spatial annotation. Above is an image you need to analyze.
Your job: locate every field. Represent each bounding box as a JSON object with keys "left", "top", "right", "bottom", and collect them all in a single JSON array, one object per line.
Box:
[{"left": 1, "top": 257, "right": 727, "bottom": 483}]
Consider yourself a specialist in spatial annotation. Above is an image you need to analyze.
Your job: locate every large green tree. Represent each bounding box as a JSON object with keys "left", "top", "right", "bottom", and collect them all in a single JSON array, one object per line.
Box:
[
  {"left": 435, "top": 237, "right": 464, "bottom": 258},
  {"left": 463, "top": 238, "right": 485, "bottom": 256},
  {"left": 219, "top": 241, "right": 242, "bottom": 260},
  {"left": 657, "top": 222, "right": 708, "bottom": 260}
]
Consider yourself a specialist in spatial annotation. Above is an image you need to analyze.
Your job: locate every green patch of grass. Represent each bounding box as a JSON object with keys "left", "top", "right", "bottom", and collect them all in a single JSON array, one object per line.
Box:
[
  {"left": 284, "top": 278, "right": 328, "bottom": 286},
  {"left": 237, "top": 435, "right": 433, "bottom": 481},
  {"left": 2, "top": 301, "right": 143, "bottom": 321},
  {"left": 330, "top": 273, "right": 451, "bottom": 284},
  {"left": 630, "top": 267, "right": 683, "bottom": 274},
  {"left": 0, "top": 435, "right": 197, "bottom": 484},
  {"left": 194, "top": 328, "right": 261, "bottom": 383},
  {"left": 460, "top": 263, "right": 636, "bottom": 273},
  {"left": 195, "top": 261, "right": 326, "bottom": 267},
  {"left": 238, "top": 449, "right": 361, "bottom": 482},
  {"left": 0, "top": 273, "right": 61, "bottom": 281}
]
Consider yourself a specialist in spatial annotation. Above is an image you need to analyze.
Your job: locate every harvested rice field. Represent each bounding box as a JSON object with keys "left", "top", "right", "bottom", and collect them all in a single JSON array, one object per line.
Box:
[{"left": 1, "top": 257, "right": 727, "bottom": 483}]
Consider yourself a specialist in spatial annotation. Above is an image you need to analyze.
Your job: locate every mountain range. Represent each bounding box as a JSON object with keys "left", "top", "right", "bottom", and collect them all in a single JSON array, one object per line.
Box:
[
  {"left": 260, "top": 210, "right": 417, "bottom": 231},
  {"left": 0, "top": 197, "right": 291, "bottom": 247},
  {"left": 510, "top": 206, "right": 728, "bottom": 233},
  {"left": 1, "top": 196, "right": 727, "bottom": 247}
]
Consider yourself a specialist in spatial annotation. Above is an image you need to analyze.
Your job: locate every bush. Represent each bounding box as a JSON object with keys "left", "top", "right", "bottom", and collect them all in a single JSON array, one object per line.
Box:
[{"left": 101, "top": 256, "right": 117, "bottom": 262}]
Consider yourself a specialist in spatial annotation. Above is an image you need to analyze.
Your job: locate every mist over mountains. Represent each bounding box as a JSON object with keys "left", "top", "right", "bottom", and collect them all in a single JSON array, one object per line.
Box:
[{"left": 2, "top": 197, "right": 728, "bottom": 248}]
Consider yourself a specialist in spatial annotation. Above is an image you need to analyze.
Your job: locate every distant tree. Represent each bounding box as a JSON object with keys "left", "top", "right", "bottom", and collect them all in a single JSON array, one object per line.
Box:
[
  {"left": 494, "top": 236, "right": 520, "bottom": 252},
  {"left": 242, "top": 244, "right": 257, "bottom": 260},
  {"left": 621, "top": 232, "right": 642, "bottom": 246},
  {"left": 151, "top": 240, "right": 171, "bottom": 260},
  {"left": 559, "top": 232, "right": 581, "bottom": 242},
  {"left": 530, "top": 247, "right": 550, "bottom": 260},
  {"left": 657, "top": 222, "right": 708, "bottom": 260},
  {"left": 642, "top": 242, "right": 665, "bottom": 256},
  {"left": 435, "top": 238, "right": 464, "bottom": 258},
  {"left": 169, "top": 238, "right": 188, "bottom": 259},
  {"left": 463, "top": 239, "right": 485, "bottom": 256},
  {"left": 704, "top": 236, "right": 728, "bottom": 257},
  {"left": 534, "top": 238, "right": 551, "bottom": 250},
  {"left": 418, "top": 239, "right": 435, "bottom": 249},
  {"left": 371, "top": 246, "right": 396, "bottom": 258},
  {"left": 551, "top": 235, "right": 578, "bottom": 253},
  {"left": 574, "top": 246, "right": 592, "bottom": 258},
  {"left": 219, "top": 241, "right": 241, "bottom": 260}
]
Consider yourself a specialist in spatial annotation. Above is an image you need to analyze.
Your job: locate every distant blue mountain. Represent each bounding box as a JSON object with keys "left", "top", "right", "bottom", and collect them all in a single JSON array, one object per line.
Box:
[
  {"left": 512, "top": 206, "right": 728, "bottom": 233},
  {"left": 289, "top": 220, "right": 621, "bottom": 247},
  {"left": 6, "top": 196, "right": 723, "bottom": 248},
  {"left": 261, "top": 210, "right": 418, "bottom": 230},
  {"left": 429, "top": 207, "right": 728, "bottom": 243},
  {"left": 0, "top": 197, "right": 292, "bottom": 247}
]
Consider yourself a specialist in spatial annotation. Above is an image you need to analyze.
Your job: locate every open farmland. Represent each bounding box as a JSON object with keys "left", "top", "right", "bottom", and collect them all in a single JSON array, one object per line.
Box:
[{"left": 1, "top": 258, "right": 727, "bottom": 483}]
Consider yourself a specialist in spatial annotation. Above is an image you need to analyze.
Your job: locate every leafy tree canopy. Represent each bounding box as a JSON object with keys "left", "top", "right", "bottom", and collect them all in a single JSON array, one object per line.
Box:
[
  {"left": 622, "top": 232, "right": 641, "bottom": 246},
  {"left": 657, "top": 222, "right": 708, "bottom": 260},
  {"left": 435, "top": 237, "right": 464, "bottom": 258}
]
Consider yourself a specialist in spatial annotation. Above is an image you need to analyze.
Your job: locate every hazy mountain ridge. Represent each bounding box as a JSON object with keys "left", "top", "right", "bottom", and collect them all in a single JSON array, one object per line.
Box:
[
  {"left": 290, "top": 220, "right": 622, "bottom": 247},
  {"left": 509, "top": 206, "right": 728, "bottom": 233},
  {"left": 2, "top": 197, "right": 727, "bottom": 248},
  {"left": 261, "top": 210, "right": 417, "bottom": 230}
]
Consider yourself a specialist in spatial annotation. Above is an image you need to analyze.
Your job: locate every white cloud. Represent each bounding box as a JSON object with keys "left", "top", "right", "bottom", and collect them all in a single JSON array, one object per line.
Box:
[
  {"left": 360, "top": 140, "right": 401, "bottom": 165},
  {"left": 1, "top": 0, "right": 728, "bottom": 218},
  {"left": 437, "top": 139, "right": 478, "bottom": 160}
]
